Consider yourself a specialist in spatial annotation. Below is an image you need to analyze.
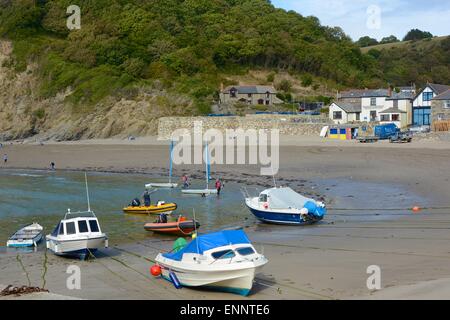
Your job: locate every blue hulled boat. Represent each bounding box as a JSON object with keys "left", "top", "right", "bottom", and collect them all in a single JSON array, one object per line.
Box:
[{"left": 245, "top": 187, "right": 326, "bottom": 225}]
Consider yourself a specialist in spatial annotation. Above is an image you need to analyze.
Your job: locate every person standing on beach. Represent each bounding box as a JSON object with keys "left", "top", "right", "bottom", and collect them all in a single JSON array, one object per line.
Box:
[
  {"left": 181, "top": 174, "right": 189, "bottom": 189},
  {"left": 215, "top": 178, "right": 222, "bottom": 196},
  {"left": 3, "top": 154, "right": 7, "bottom": 165},
  {"left": 50, "top": 162, "right": 55, "bottom": 170}
]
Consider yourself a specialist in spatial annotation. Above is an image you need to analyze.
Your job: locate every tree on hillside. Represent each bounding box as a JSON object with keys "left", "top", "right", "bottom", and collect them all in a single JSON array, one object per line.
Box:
[
  {"left": 380, "top": 35, "right": 399, "bottom": 44},
  {"left": 356, "top": 36, "right": 378, "bottom": 47},
  {"left": 403, "top": 29, "right": 433, "bottom": 41}
]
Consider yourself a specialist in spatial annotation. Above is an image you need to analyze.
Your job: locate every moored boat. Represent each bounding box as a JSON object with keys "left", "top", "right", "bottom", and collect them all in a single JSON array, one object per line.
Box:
[
  {"left": 245, "top": 187, "right": 326, "bottom": 225},
  {"left": 7, "top": 223, "right": 43, "bottom": 248},
  {"left": 123, "top": 201, "right": 177, "bottom": 214},
  {"left": 144, "top": 215, "right": 200, "bottom": 236},
  {"left": 46, "top": 209, "right": 108, "bottom": 260},
  {"left": 155, "top": 230, "right": 268, "bottom": 296}
]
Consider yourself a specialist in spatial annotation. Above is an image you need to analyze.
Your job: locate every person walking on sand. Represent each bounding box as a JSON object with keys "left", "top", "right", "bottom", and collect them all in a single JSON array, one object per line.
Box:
[
  {"left": 3, "top": 154, "right": 7, "bottom": 165},
  {"left": 50, "top": 162, "right": 55, "bottom": 170},
  {"left": 215, "top": 178, "right": 222, "bottom": 196},
  {"left": 142, "top": 190, "right": 151, "bottom": 207}
]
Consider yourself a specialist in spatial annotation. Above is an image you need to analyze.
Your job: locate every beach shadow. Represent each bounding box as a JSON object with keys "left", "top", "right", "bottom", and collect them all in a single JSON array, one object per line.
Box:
[{"left": 252, "top": 273, "right": 278, "bottom": 295}]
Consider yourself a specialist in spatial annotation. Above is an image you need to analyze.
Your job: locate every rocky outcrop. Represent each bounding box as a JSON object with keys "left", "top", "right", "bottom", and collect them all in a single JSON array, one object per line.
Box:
[{"left": 0, "top": 40, "right": 192, "bottom": 141}]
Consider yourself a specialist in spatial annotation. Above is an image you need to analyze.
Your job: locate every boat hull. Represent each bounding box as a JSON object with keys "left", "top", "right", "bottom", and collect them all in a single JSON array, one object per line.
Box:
[
  {"left": 46, "top": 236, "right": 108, "bottom": 259},
  {"left": 157, "top": 259, "right": 265, "bottom": 296},
  {"left": 145, "top": 183, "right": 178, "bottom": 189},
  {"left": 144, "top": 221, "right": 200, "bottom": 236},
  {"left": 246, "top": 204, "right": 321, "bottom": 226},
  {"left": 7, "top": 233, "right": 43, "bottom": 248},
  {"left": 123, "top": 203, "right": 177, "bottom": 214},
  {"left": 182, "top": 189, "right": 218, "bottom": 195}
]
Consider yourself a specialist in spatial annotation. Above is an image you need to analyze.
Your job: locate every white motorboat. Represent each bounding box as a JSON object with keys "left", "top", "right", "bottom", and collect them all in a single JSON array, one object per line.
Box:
[
  {"left": 46, "top": 173, "right": 108, "bottom": 260},
  {"left": 182, "top": 143, "right": 217, "bottom": 196},
  {"left": 155, "top": 230, "right": 268, "bottom": 296},
  {"left": 46, "top": 209, "right": 108, "bottom": 260},
  {"left": 244, "top": 187, "right": 326, "bottom": 225},
  {"left": 7, "top": 223, "right": 43, "bottom": 248},
  {"left": 146, "top": 140, "right": 178, "bottom": 189}
]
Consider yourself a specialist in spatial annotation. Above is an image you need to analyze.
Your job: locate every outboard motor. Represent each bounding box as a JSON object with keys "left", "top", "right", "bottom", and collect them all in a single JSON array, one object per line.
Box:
[{"left": 131, "top": 198, "right": 141, "bottom": 207}]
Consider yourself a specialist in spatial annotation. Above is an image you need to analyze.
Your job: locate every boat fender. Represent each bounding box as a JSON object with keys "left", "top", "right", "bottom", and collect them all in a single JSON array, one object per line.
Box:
[
  {"left": 304, "top": 201, "right": 318, "bottom": 214},
  {"left": 169, "top": 271, "right": 182, "bottom": 289},
  {"left": 263, "top": 202, "right": 269, "bottom": 209}
]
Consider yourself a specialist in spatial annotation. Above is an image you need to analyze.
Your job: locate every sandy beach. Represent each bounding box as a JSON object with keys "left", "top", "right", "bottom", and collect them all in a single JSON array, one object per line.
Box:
[{"left": 1, "top": 135, "right": 450, "bottom": 300}]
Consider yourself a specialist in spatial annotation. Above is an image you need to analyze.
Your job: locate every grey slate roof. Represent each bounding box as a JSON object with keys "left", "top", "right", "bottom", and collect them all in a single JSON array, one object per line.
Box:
[
  {"left": 432, "top": 89, "right": 450, "bottom": 100},
  {"left": 339, "top": 89, "right": 390, "bottom": 98},
  {"left": 428, "top": 83, "right": 450, "bottom": 95},
  {"left": 222, "top": 85, "right": 277, "bottom": 94},
  {"left": 379, "top": 107, "right": 407, "bottom": 114},
  {"left": 386, "top": 91, "right": 415, "bottom": 100},
  {"left": 333, "top": 102, "right": 361, "bottom": 113}
]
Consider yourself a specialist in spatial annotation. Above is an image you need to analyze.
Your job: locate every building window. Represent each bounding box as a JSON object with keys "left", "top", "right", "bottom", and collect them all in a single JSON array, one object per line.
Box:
[
  {"left": 257, "top": 99, "right": 264, "bottom": 105},
  {"left": 423, "top": 92, "right": 433, "bottom": 101},
  {"left": 265, "top": 100, "right": 270, "bottom": 105},
  {"left": 230, "top": 89, "right": 237, "bottom": 98},
  {"left": 247, "top": 93, "right": 252, "bottom": 98},
  {"left": 333, "top": 111, "right": 342, "bottom": 120},
  {"left": 380, "top": 114, "right": 390, "bottom": 122},
  {"left": 370, "top": 111, "right": 377, "bottom": 121},
  {"left": 438, "top": 113, "right": 445, "bottom": 121},
  {"left": 445, "top": 100, "right": 450, "bottom": 109},
  {"left": 356, "top": 113, "right": 360, "bottom": 121},
  {"left": 370, "top": 98, "right": 377, "bottom": 106},
  {"left": 391, "top": 114, "right": 400, "bottom": 121}
]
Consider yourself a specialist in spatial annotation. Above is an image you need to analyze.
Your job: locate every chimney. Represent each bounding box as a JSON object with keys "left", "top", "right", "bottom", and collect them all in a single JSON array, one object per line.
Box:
[{"left": 388, "top": 86, "right": 392, "bottom": 97}]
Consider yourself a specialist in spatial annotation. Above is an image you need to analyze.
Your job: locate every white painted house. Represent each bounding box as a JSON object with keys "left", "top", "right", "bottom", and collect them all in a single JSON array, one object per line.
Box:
[
  {"left": 412, "top": 83, "right": 450, "bottom": 126},
  {"left": 329, "top": 102, "right": 361, "bottom": 124},
  {"left": 338, "top": 89, "right": 390, "bottom": 122},
  {"left": 330, "top": 87, "right": 415, "bottom": 129}
]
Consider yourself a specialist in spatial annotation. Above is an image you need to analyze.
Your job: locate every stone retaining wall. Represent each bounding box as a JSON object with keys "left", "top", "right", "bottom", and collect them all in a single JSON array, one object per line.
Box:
[{"left": 158, "top": 115, "right": 331, "bottom": 139}]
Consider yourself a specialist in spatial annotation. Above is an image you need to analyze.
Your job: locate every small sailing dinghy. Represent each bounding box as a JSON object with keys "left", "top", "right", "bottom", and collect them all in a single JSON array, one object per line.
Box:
[
  {"left": 46, "top": 173, "right": 108, "bottom": 260},
  {"left": 7, "top": 223, "right": 43, "bottom": 248},
  {"left": 145, "top": 140, "right": 178, "bottom": 189},
  {"left": 144, "top": 215, "right": 200, "bottom": 236},
  {"left": 182, "top": 143, "right": 217, "bottom": 196},
  {"left": 154, "top": 230, "right": 268, "bottom": 296},
  {"left": 245, "top": 187, "right": 326, "bottom": 225}
]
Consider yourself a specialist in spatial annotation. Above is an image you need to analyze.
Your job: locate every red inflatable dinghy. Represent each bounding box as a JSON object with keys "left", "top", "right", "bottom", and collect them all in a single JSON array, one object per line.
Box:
[{"left": 144, "top": 216, "right": 200, "bottom": 236}]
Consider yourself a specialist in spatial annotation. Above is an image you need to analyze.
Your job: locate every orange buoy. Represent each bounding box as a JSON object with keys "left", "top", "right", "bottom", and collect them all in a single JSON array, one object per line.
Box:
[
  {"left": 412, "top": 206, "right": 421, "bottom": 213},
  {"left": 150, "top": 265, "right": 162, "bottom": 277}
]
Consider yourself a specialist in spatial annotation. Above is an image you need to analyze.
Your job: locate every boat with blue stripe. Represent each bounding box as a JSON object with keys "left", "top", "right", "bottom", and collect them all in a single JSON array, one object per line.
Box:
[
  {"left": 244, "top": 187, "right": 326, "bottom": 225},
  {"left": 7, "top": 223, "right": 43, "bottom": 248}
]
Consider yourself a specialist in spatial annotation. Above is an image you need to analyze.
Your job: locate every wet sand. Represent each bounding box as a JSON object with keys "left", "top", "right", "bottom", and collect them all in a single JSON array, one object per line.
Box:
[{"left": 1, "top": 136, "right": 450, "bottom": 300}]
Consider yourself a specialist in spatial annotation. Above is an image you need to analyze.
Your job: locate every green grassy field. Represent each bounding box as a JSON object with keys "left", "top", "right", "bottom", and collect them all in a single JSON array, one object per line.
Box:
[{"left": 361, "top": 36, "right": 448, "bottom": 53}]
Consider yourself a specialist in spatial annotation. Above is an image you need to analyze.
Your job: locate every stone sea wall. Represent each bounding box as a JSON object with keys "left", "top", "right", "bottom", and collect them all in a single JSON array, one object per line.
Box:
[{"left": 158, "top": 114, "right": 331, "bottom": 139}]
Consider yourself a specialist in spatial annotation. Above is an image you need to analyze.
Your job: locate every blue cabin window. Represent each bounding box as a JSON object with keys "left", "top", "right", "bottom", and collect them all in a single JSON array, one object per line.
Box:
[
  {"left": 212, "top": 250, "right": 235, "bottom": 260},
  {"left": 237, "top": 247, "right": 255, "bottom": 256}
]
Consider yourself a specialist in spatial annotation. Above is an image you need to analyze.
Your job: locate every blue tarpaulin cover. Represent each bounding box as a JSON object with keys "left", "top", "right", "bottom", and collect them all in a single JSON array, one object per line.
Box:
[{"left": 162, "top": 230, "right": 251, "bottom": 261}]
